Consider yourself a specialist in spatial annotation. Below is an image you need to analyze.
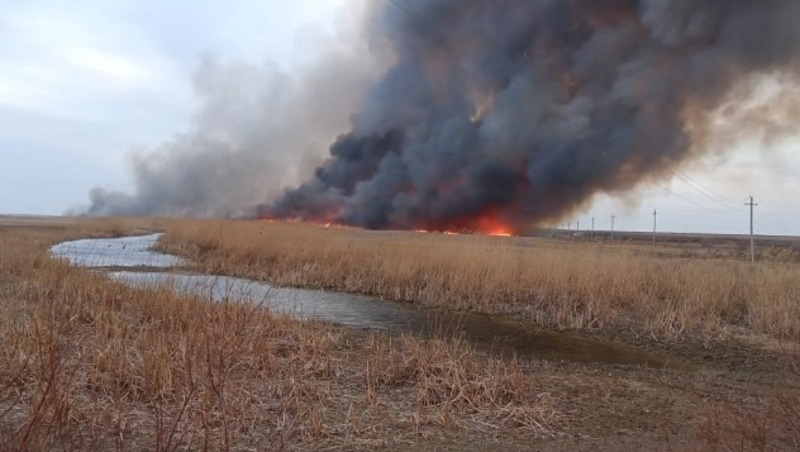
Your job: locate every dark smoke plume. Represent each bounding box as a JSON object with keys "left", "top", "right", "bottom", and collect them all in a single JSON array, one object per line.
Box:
[
  {"left": 263, "top": 0, "right": 800, "bottom": 232},
  {"left": 87, "top": 0, "right": 800, "bottom": 232}
]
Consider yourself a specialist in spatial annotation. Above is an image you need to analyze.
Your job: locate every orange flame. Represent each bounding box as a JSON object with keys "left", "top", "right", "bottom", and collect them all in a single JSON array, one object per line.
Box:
[
  {"left": 474, "top": 214, "right": 515, "bottom": 237},
  {"left": 487, "top": 227, "right": 513, "bottom": 237},
  {"left": 264, "top": 215, "right": 514, "bottom": 237},
  {"left": 415, "top": 219, "right": 513, "bottom": 237}
]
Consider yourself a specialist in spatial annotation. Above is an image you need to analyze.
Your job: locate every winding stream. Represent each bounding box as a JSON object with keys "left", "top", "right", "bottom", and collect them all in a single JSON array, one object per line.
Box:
[{"left": 51, "top": 233, "right": 686, "bottom": 369}]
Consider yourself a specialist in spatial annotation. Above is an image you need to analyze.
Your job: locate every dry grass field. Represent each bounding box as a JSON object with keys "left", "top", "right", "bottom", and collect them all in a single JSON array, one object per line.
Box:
[
  {"left": 0, "top": 219, "right": 562, "bottom": 450},
  {"left": 1, "top": 216, "right": 799, "bottom": 451},
  {"left": 160, "top": 219, "right": 800, "bottom": 342}
]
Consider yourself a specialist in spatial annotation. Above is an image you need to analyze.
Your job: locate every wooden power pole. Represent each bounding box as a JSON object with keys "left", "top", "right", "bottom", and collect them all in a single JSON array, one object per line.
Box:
[
  {"left": 611, "top": 215, "right": 615, "bottom": 240},
  {"left": 652, "top": 209, "right": 658, "bottom": 246},
  {"left": 746, "top": 196, "right": 758, "bottom": 264}
]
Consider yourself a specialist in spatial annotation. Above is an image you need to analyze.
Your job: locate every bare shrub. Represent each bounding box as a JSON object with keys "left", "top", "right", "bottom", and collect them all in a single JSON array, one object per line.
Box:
[
  {"left": 364, "top": 333, "right": 561, "bottom": 435},
  {"left": 699, "top": 341, "right": 800, "bottom": 451}
]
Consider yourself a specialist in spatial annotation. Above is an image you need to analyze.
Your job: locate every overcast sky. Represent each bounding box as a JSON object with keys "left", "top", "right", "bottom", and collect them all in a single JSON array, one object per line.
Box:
[
  {"left": 1, "top": 0, "right": 799, "bottom": 235},
  {"left": 0, "top": 0, "right": 346, "bottom": 214}
]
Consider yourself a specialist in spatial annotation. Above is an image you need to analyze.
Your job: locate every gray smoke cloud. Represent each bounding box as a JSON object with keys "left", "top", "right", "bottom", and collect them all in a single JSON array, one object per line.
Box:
[
  {"left": 87, "top": 0, "right": 800, "bottom": 232},
  {"left": 264, "top": 0, "right": 800, "bottom": 232},
  {"left": 84, "top": 2, "right": 381, "bottom": 217}
]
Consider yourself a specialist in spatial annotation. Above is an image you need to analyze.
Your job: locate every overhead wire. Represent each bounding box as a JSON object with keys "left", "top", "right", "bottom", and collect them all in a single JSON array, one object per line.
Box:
[
  {"left": 664, "top": 164, "right": 744, "bottom": 211},
  {"left": 650, "top": 181, "right": 736, "bottom": 213},
  {"left": 754, "top": 220, "right": 775, "bottom": 235}
]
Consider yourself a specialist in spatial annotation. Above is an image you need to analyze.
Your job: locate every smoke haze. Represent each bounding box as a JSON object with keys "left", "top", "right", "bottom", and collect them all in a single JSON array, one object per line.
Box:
[
  {"left": 85, "top": 2, "right": 381, "bottom": 217},
  {"left": 88, "top": 0, "right": 800, "bottom": 232}
]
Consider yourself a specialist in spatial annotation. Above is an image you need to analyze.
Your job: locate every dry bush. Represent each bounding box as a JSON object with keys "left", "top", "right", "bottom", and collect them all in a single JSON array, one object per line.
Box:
[
  {"left": 698, "top": 343, "right": 800, "bottom": 452},
  {"left": 699, "top": 394, "right": 800, "bottom": 452},
  {"left": 363, "top": 333, "right": 560, "bottom": 434},
  {"left": 0, "top": 225, "right": 559, "bottom": 450},
  {"left": 158, "top": 220, "right": 800, "bottom": 341}
]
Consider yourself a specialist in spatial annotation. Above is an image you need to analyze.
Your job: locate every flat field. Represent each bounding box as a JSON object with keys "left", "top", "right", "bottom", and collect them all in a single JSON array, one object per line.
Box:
[
  {"left": 161, "top": 219, "right": 800, "bottom": 341},
  {"left": 1, "top": 216, "right": 798, "bottom": 451}
]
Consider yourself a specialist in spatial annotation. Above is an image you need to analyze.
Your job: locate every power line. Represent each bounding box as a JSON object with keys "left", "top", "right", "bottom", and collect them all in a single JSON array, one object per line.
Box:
[
  {"left": 754, "top": 218, "right": 775, "bottom": 235},
  {"left": 666, "top": 164, "right": 744, "bottom": 208},
  {"left": 758, "top": 211, "right": 800, "bottom": 216},
  {"left": 650, "top": 181, "right": 734, "bottom": 213},
  {"left": 658, "top": 213, "right": 712, "bottom": 218}
]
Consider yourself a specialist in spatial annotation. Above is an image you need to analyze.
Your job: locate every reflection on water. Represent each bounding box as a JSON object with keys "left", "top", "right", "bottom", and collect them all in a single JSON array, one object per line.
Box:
[
  {"left": 51, "top": 233, "right": 183, "bottom": 268},
  {"left": 52, "top": 234, "right": 687, "bottom": 369}
]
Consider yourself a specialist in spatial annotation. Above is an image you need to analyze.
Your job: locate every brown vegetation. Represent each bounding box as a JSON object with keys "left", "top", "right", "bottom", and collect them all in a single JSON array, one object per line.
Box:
[
  {"left": 157, "top": 219, "right": 800, "bottom": 451},
  {"left": 159, "top": 219, "right": 800, "bottom": 341},
  {"left": 3, "top": 217, "right": 800, "bottom": 450},
  {"left": 697, "top": 340, "right": 800, "bottom": 452},
  {"left": 0, "top": 221, "right": 558, "bottom": 450},
  {"left": 700, "top": 390, "right": 800, "bottom": 452}
]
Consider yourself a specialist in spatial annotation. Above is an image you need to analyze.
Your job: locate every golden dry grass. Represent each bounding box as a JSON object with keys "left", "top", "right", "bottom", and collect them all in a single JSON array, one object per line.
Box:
[
  {"left": 159, "top": 219, "right": 800, "bottom": 341},
  {"left": 0, "top": 222, "right": 559, "bottom": 450},
  {"left": 4, "top": 217, "right": 800, "bottom": 450}
]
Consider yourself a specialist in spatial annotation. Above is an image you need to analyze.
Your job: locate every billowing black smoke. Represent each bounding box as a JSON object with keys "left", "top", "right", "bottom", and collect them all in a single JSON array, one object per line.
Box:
[
  {"left": 262, "top": 0, "right": 800, "bottom": 232},
  {"left": 85, "top": 0, "right": 800, "bottom": 231}
]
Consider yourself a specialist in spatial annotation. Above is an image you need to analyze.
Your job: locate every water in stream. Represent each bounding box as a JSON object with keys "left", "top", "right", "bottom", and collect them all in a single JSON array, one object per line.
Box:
[{"left": 51, "top": 234, "right": 685, "bottom": 369}]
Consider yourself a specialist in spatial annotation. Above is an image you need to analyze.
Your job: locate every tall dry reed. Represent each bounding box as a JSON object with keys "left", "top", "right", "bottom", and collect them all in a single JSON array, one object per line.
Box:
[
  {"left": 160, "top": 219, "right": 800, "bottom": 340},
  {"left": 0, "top": 224, "right": 558, "bottom": 450}
]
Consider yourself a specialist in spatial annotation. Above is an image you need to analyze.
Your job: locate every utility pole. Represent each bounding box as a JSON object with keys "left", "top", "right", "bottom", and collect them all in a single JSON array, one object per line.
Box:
[
  {"left": 746, "top": 196, "right": 758, "bottom": 264},
  {"left": 611, "top": 215, "right": 615, "bottom": 240},
  {"left": 652, "top": 209, "right": 658, "bottom": 246},
  {"left": 591, "top": 217, "right": 595, "bottom": 240}
]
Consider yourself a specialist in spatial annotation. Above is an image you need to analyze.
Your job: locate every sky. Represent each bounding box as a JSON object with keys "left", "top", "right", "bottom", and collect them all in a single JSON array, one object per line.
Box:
[
  {"left": 0, "top": 0, "right": 346, "bottom": 215},
  {"left": 1, "top": 0, "right": 799, "bottom": 236}
]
